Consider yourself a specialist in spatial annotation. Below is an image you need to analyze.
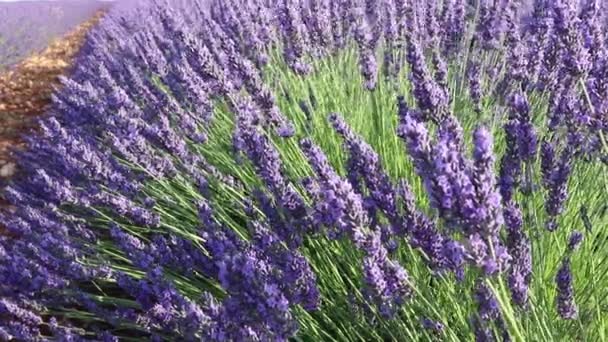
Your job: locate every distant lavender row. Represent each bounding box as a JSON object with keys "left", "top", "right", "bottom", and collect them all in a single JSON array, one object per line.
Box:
[{"left": 0, "top": 0, "right": 110, "bottom": 69}]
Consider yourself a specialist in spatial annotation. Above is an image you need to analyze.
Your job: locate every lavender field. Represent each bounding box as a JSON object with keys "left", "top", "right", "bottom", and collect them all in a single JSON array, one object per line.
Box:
[
  {"left": 0, "top": 0, "right": 607, "bottom": 341},
  {"left": 0, "top": 0, "right": 108, "bottom": 70}
]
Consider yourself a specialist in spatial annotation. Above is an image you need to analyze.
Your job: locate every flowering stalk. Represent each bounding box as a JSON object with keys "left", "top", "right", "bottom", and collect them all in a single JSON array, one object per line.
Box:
[{"left": 300, "top": 138, "right": 412, "bottom": 316}]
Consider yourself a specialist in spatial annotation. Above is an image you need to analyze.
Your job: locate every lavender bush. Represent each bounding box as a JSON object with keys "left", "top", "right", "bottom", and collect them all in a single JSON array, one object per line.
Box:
[{"left": 1, "top": 0, "right": 607, "bottom": 340}]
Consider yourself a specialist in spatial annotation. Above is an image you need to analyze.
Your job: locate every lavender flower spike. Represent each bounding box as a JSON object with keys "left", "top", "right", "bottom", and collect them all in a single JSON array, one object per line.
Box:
[
  {"left": 567, "top": 231, "right": 584, "bottom": 252},
  {"left": 555, "top": 258, "right": 578, "bottom": 319},
  {"left": 299, "top": 138, "right": 412, "bottom": 316},
  {"left": 471, "top": 127, "right": 504, "bottom": 236}
]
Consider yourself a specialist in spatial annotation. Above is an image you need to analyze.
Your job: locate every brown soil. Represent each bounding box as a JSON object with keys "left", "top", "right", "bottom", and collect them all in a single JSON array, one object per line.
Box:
[{"left": 0, "top": 10, "right": 105, "bottom": 228}]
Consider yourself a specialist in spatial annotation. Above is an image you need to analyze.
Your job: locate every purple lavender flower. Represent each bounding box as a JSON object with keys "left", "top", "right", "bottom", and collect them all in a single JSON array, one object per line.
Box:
[
  {"left": 208, "top": 28, "right": 293, "bottom": 134},
  {"left": 470, "top": 126, "right": 504, "bottom": 238},
  {"left": 474, "top": 282, "right": 501, "bottom": 322},
  {"left": 552, "top": 0, "right": 591, "bottom": 78},
  {"left": 502, "top": 2, "right": 529, "bottom": 89},
  {"left": 353, "top": 7, "right": 379, "bottom": 90},
  {"left": 543, "top": 145, "right": 574, "bottom": 232},
  {"left": 299, "top": 137, "right": 369, "bottom": 238},
  {"left": 475, "top": 0, "right": 504, "bottom": 51},
  {"left": 300, "top": 138, "right": 412, "bottom": 316},
  {"left": 396, "top": 178, "right": 451, "bottom": 274},
  {"left": 509, "top": 93, "right": 537, "bottom": 163},
  {"left": 442, "top": 239, "right": 467, "bottom": 280},
  {"left": 441, "top": 0, "right": 466, "bottom": 56},
  {"left": 504, "top": 203, "right": 532, "bottom": 306},
  {"left": 215, "top": 1, "right": 268, "bottom": 66},
  {"left": 382, "top": 0, "right": 398, "bottom": 79},
  {"left": 397, "top": 101, "right": 434, "bottom": 179},
  {"left": 329, "top": 0, "right": 347, "bottom": 50},
  {"left": 467, "top": 59, "right": 483, "bottom": 114},
  {"left": 280, "top": 0, "right": 312, "bottom": 75},
  {"left": 471, "top": 316, "right": 494, "bottom": 342},
  {"left": 499, "top": 121, "right": 523, "bottom": 203},
  {"left": 0, "top": 299, "right": 43, "bottom": 341},
  {"left": 329, "top": 113, "right": 402, "bottom": 234},
  {"left": 472, "top": 282, "right": 513, "bottom": 342},
  {"left": 399, "top": 106, "right": 510, "bottom": 277},
  {"left": 421, "top": 317, "right": 445, "bottom": 334},
  {"left": 307, "top": 0, "right": 332, "bottom": 54},
  {"left": 555, "top": 258, "right": 578, "bottom": 319},
  {"left": 526, "top": 0, "right": 554, "bottom": 89},
  {"left": 567, "top": 231, "right": 584, "bottom": 252},
  {"left": 116, "top": 268, "right": 215, "bottom": 339},
  {"left": 397, "top": 105, "right": 459, "bottom": 223},
  {"left": 403, "top": 4, "right": 447, "bottom": 121},
  {"left": 233, "top": 98, "right": 287, "bottom": 193},
  {"left": 198, "top": 201, "right": 320, "bottom": 338},
  {"left": 499, "top": 92, "right": 537, "bottom": 196},
  {"left": 540, "top": 140, "right": 556, "bottom": 187},
  {"left": 580, "top": 0, "right": 604, "bottom": 65},
  {"left": 432, "top": 49, "right": 448, "bottom": 96}
]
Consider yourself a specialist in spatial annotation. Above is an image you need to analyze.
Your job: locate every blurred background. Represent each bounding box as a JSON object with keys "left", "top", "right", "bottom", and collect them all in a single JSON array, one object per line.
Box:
[{"left": 0, "top": 0, "right": 110, "bottom": 70}]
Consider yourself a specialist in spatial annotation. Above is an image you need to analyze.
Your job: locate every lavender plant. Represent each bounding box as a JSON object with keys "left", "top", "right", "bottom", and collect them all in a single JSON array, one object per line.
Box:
[{"left": 1, "top": 0, "right": 608, "bottom": 340}]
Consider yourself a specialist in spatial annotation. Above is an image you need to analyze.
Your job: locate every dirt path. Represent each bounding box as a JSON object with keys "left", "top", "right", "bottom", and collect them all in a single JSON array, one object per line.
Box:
[{"left": 0, "top": 11, "right": 105, "bottom": 223}]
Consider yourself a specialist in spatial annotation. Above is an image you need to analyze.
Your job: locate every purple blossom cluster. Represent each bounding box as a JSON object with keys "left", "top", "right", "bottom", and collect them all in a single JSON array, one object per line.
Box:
[
  {"left": 1, "top": 0, "right": 606, "bottom": 340},
  {"left": 554, "top": 230, "right": 585, "bottom": 320},
  {"left": 398, "top": 105, "right": 512, "bottom": 277},
  {"left": 300, "top": 137, "right": 412, "bottom": 316}
]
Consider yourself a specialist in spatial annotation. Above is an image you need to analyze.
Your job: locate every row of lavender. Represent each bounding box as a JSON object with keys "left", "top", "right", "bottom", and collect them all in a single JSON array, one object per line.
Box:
[
  {"left": 0, "top": 1, "right": 110, "bottom": 69},
  {"left": 1, "top": 0, "right": 607, "bottom": 340}
]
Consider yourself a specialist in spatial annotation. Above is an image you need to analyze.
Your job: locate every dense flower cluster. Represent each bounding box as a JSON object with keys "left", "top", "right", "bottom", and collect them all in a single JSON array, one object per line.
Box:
[{"left": 1, "top": 0, "right": 606, "bottom": 340}]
